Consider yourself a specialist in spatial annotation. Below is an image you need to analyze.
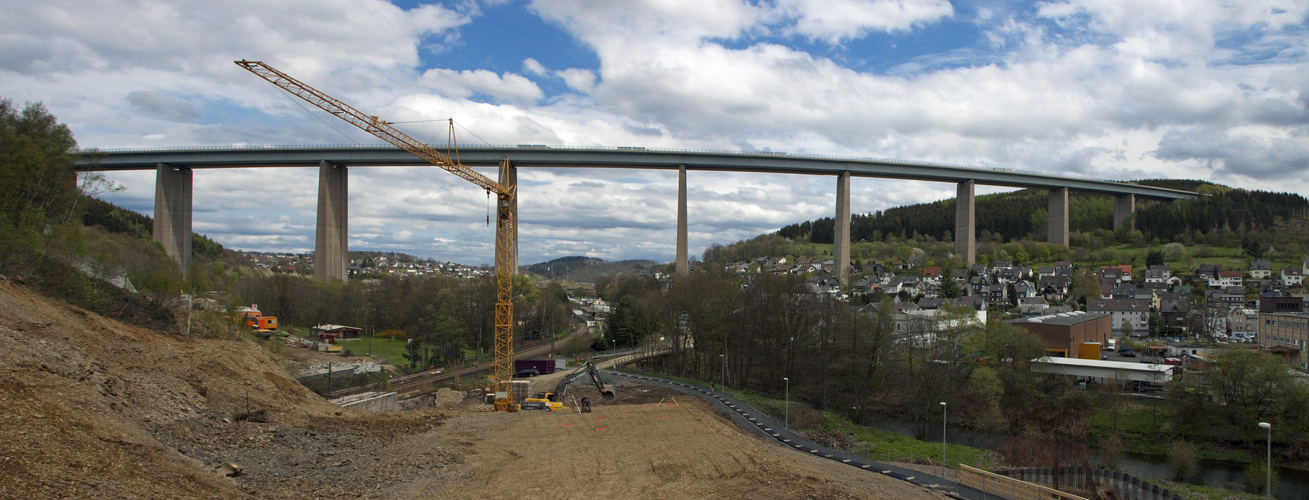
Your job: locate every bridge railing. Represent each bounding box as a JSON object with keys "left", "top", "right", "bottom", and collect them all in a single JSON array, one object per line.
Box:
[{"left": 79, "top": 144, "right": 1122, "bottom": 184}]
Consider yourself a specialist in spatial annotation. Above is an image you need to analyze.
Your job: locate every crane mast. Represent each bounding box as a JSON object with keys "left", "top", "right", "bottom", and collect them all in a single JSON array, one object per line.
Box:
[{"left": 236, "top": 60, "right": 519, "bottom": 411}]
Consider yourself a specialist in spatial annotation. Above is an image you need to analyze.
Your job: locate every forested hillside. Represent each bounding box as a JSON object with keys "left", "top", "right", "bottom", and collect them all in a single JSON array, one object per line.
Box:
[
  {"left": 523, "top": 256, "right": 661, "bottom": 283},
  {"left": 775, "top": 182, "right": 1308, "bottom": 248}
]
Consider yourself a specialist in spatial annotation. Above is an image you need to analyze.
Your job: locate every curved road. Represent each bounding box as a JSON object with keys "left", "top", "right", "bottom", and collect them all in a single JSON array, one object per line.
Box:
[{"left": 603, "top": 370, "right": 990, "bottom": 500}]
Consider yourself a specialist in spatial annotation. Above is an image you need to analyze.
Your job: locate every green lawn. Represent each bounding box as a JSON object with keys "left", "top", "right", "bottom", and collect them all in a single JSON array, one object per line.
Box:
[{"left": 1154, "top": 479, "right": 1263, "bottom": 500}]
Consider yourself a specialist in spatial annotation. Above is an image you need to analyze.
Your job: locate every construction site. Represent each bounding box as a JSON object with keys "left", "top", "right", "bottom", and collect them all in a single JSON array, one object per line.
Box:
[{"left": 0, "top": 276, "right": 957, "bottom": 499}]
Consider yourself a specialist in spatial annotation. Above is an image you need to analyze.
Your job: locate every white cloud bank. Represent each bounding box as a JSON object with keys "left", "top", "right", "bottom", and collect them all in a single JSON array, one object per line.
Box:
[{"left": 3, "top": 0, "right": 1307, "bottom": 265}]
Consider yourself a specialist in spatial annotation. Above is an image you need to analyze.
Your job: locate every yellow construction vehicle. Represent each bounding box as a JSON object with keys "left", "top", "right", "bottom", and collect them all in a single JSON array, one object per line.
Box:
[
  {"left": 519, "top": 361, "right": 615, "bottom": 411},
  {"left": 236, "top": 60, "right": 520, "bottom": 411}
]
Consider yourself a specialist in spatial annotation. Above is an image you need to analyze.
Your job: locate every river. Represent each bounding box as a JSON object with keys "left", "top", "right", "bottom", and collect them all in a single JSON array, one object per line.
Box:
[{"left": 870, "top": 420, "right": 1309, "bottom": 499}]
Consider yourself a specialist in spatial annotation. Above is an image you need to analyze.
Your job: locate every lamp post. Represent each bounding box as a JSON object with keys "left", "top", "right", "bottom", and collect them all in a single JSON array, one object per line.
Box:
[
  {"left": 720, "top": 354, "right": 726, "bottom": 389},
  {"left": 1259, "top": 422, "right": 1272, "bottom": 498},
  {"left": 783, "top": 377, "right": 790, "bottom": 430},
  {"left": 940, "top": 401, "right": 948, "bottom": 481}
]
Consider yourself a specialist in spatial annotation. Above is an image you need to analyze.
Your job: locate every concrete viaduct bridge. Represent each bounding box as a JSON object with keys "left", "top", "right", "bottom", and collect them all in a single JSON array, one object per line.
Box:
[{"left": 77, "top": 145, "right": 1197, "bottom": 282}]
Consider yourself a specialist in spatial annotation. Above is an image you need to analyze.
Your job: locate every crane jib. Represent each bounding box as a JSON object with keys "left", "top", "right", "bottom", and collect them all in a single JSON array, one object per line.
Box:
[{"left": 236, "top": 59, "right": 520, "bottom": 411}]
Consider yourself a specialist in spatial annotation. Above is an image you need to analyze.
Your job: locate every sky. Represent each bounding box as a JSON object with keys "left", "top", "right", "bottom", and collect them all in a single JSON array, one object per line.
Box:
[{"left": 3, "top": 0, "right": 1308, "bottom": 266}]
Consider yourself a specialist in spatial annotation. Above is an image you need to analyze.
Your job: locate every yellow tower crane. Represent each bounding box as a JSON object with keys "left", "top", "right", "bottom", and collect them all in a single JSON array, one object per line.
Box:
[{"left": 236, "top": 60, "right": 519, "bottom": 411}]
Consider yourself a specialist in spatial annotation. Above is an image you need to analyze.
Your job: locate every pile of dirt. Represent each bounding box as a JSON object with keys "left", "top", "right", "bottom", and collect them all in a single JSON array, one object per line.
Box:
[{"left": 0, "top": 276, "right": 949, "bottom": 499}]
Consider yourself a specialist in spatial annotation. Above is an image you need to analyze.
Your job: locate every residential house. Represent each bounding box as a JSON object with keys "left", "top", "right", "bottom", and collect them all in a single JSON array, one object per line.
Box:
[
  {"left": 1019, "top": 297, "right": 1050, "bottom": 317},
  {"left": 1038, "top": 276, "right": 1072, "bottom": 301},
  {"left": 1282, "top": 267, "right": 1304, "bottom": 287},
  {"left": 1144, "top": 265, "right": 1170, "bottom": 284},
  {"left": 1260, "top": 279, "right": 1287, "bottom": 297},
  {"left": 1250, "top": 260, "right": 1272, "bottom": 279},
  {"left": 1054, "top": 261, "right": 1075, "bottom": 277},
  {"left": 805, "top": 276, "right": 841, "bottom": 295},
  {"left": 851, "top": 276, "right": 879, "bottom": 294},
  {"left": 1227, "top": 307, "right": 1258, "bottom": 337},
  {"left": 1152, "top": 290, "right": 1181, "bottom": 311},
  {"left": 1037, "top": 266, "right": 1056, "bottom": 278},
  {"left": 1087, "top": 299, "right": 1150, "bottom": 334},
  {"left": 984, "top": 284, "right": 1008, "bottom": 307},
  {"left": 950, "top": 268, "right": 969, "bottom": 280},
  {"left": 1097, "top": 277, "right": 1117, "bottom": 299},
  {"left": 1111, "top": 285, "right": 1139, "bottom": 300},
  {"left": 997, "top": 266, "right": 1024, "bottom": 283},
  {"left": 970, "top": 275, "right": 992, "bottom": 295},
  {"left": 949, "top": 295, "right": 988, "bottom": 312},
  {"left": 1197, "top": 264, "right": 1222, "bottom": 282},
  {"left": 1221, "top": 286, "right": 1245, "bottom": 308},
  {"left": 1211, "top": 270, "right": 1244, "bottom": 288},
  {"left": 993, "top": 259, "right": 1013, "bottom": 269},
  {"left": 922, "top": 266, "right": 942, "bottom": 284},
  {"left": 1159, "top": 298, "right": 1189, "bottom": 330},
  {"left": 916, "top": 297, "right": 945, "bottom": 310},
  {"left": 1099, "top": 266, "right": 1126, "bottom": 283},
  {"left": 1013, "top": 281, "right": 1038, "bottom": 301},
  {"left": 971, "top": 264, "right": 989, "bottom": 277}
]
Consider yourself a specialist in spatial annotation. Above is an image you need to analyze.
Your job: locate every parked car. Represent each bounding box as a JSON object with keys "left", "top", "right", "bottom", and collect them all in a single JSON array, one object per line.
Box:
[
  {"left": 514, "top": 367, "right": 540, "bottom": 378},
  {"left": 1120, "top": 349, "right": 1136, "bottom": 358}
]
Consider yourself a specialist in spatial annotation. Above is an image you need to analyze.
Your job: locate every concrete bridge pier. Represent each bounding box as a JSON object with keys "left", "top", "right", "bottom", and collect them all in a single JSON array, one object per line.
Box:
[
  {"left": 1048, "top": 187, "right": 1070, "bottom": 247},
  {"left": 315, "top": 161, "right": 348, "bottom": 281},
  {"left": 676, "top": 165, "right": 688, "bottom": 276},
  {"left": 153, "top": 163, "right": 192, "bottom": 279},
  {"left": 833, "top": 171, "right": 851, "bottom": 284},
  {"left": 955, "top": 180, "right": 976, "bottom": 264},
  {"left": 499, "top": 163, "right": 518, "bottom": 274},
  {"left": 1114, "top": 193, "right": 1135, "bottom": 230}
]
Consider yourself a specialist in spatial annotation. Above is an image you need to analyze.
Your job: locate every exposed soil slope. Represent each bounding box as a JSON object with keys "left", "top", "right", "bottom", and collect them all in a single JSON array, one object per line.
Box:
[{"left": 0, "top": 276, "right": 946, "bottom": 499}]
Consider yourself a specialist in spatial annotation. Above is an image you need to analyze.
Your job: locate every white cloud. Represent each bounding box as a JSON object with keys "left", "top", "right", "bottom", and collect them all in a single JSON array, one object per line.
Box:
[
  {"left": 419, "top": 68, "right": 544, "bottom": 105},
  {"left": 12, "top": 0, "right": 1309, "bottom": 265},
  {"left": 522, "top": 58, "right": 549, "bottom": 77},
  {"left": 776, "top": 0, "right": 954, "bottom": 44},
  {"left": 555, "top": 68, "right": 597, "bottom": 93}
]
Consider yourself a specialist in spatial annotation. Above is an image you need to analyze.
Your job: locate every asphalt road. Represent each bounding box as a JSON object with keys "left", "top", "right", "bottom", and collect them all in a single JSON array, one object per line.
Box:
[{"left": 603, "top": 370, "right": 989, "bottom": 500}]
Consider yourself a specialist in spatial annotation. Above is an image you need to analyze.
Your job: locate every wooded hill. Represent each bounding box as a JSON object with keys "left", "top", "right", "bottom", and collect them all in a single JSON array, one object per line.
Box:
[
  {"left": 523, "top": 256, "right": 661, "bottom": 283},
  {"left": 776, "top": 180, "right": 1308, "bottom": 248}
]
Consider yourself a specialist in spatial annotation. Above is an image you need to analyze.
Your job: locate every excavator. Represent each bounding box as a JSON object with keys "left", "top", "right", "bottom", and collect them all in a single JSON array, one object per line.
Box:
[{"left": 520, "top": 361, "right": 615, "bottom": 412}]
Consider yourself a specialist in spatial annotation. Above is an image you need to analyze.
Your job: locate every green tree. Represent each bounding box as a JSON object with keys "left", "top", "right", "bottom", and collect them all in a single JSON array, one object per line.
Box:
[
  {"left": 0, "top": 99, "right": 86, "bottom": 275},
  {"left": 1120, "top": 318, "right": 1134, "bottom": 339},
  {"left": 1167, "top": 440, "right": 1200, "bottom": 481},
  {"left": 938, "top": 275, "right": 962, "bottom": 299},
  {"left": 1145, "top": 250, "right": 1165, "bottom": 267}
]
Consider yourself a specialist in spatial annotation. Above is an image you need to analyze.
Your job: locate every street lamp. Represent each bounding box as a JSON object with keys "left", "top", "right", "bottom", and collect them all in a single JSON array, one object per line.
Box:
[
  {"left": 719, "top": 354, "right": 726, "bottom": 389},
  {"left": 940, "top": 401, "right": 948, "bottom": 480},
  {"left": 1258, "top": 422, "right": 1272, "bottom": 499},
  {"left": 783, "top": 377, "right": 790, "bottom": 430}
]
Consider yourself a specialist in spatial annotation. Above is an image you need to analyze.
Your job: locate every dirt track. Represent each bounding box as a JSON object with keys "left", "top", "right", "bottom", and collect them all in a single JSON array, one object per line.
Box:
[{"left": 0, "top": 276, "right": 947, "bottom": 499}]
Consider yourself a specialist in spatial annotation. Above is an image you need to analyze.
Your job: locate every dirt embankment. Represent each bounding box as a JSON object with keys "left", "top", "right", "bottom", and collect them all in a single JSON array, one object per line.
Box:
[{"left": 0, "top": 276, "right": 947, "bottom": 499}]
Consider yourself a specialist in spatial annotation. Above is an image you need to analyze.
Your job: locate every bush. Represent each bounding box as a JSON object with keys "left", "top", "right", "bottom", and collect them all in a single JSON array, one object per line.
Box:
[
  {"left": 1245, "top": 461, "right": 1279, "bottom": 495},
  {"left": 1167, "top": 440, "right": 1199, "bottom": 481},
  {"left": 374, "top": 329, "right": 407, "bottom": 340}
]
